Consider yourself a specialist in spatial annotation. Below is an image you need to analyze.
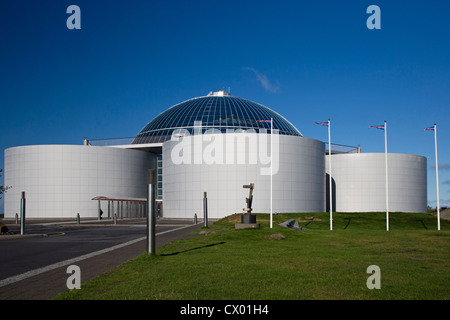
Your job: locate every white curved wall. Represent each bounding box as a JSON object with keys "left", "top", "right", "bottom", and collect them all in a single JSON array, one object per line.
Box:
[
  {"left": 4, "top": 145, "right": 155, "bottom": 218},
  {"left": 326, "top": 153, "right": 427, "bottom": 213},
  {"left": 162, "top": 133, "right": 325, "bottom": 219}
]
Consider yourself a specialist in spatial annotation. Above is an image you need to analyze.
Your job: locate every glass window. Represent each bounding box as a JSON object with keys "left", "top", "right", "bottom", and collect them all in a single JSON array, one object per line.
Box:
[{"left": 132, "top": 95, "right": 302, "bottom": 144}]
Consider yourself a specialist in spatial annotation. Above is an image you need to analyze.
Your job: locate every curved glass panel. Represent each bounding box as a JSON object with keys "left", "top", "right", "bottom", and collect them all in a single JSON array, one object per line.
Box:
[{"left": 133, "top": 94, "right": 302, "bottom": 144}]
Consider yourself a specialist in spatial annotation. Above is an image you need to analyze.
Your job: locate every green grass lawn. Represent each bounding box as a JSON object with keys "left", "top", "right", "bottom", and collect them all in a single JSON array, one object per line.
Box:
[{"left": 55, "top": 212, "right": 450, "bottom": 300}]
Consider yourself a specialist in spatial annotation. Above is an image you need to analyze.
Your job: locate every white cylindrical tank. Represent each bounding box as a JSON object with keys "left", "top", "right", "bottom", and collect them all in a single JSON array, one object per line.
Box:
[
  {"left": 4, "top": 145, "right": 155, "bottom": 218},
  {"left": 162, "top": 133, "right": 325, "bottom": 219},
  {"left": 326, "top": 153, "right": 427, "bottom": 213}
]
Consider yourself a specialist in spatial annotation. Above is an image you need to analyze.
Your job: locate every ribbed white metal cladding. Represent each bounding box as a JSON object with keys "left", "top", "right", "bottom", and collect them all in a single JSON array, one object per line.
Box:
[
  {"left": 326, "top": 153, "right": 427, "bottom": 213},
  {"left": 4, "top": 145, "right": 155, "bottom": 218},
  {"left": 161, "top": 134, "right": 325, "bottom": 219}
]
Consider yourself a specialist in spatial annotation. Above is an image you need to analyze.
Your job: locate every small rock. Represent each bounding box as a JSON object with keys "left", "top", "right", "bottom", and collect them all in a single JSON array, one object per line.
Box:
[
  {"left": 264, "top": 233, "right": 285, "bottom": 240},
  {"left": 199, "top": 230, "right": 217, "bottom": 236}
]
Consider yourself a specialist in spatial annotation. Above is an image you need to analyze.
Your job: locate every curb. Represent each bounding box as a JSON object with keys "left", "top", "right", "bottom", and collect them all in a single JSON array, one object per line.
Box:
[{"left": 0, "top": 234, "right": 48, "bottom": 240}]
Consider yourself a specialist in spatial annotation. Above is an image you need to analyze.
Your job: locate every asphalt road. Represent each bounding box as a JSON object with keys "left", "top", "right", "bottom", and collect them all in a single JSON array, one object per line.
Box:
[
  {"left": 0, "top": 225, "right": 158, "bottom": 280},
  {"left": 0, "top": 218, "right": 203, "bottom": 299},
  {"left": 0, "top": 222, "right": 175, "bottom": 281}
]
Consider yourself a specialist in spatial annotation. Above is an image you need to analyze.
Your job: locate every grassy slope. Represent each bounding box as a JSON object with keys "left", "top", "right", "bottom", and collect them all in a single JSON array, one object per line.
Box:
[{"left": 55, "top": 212, "right": 450, "bottom": 300}]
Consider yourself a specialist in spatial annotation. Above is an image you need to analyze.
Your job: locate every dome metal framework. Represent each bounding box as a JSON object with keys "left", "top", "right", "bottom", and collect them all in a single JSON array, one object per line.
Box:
[{"left": 133, "top": 91, "right": 302, "bottom": 144}]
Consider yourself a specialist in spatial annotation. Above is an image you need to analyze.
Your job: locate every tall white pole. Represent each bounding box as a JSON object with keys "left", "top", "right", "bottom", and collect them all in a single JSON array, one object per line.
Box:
[
  {"left": 270, "top": 117, "right": 273, "bottom": 228},
  {"left": 384, "top": 120, "right": 389, "bottom": 231},
  {"left": 328, "top": 119, "right": 332, "bottom": 231},
  {"left": 434, "top": 123, "right": 440, "bottom": 231}
]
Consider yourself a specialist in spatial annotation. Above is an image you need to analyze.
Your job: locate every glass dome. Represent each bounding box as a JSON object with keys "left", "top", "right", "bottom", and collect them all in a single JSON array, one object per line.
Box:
[{"left": 133, "top": 90, "right": 302, "bottom": 144}]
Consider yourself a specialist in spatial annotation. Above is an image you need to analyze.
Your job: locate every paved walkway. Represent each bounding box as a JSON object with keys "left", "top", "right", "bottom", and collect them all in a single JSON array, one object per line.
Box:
[{"left": 0, "top": 220, "right": 203, "bottom": 300}]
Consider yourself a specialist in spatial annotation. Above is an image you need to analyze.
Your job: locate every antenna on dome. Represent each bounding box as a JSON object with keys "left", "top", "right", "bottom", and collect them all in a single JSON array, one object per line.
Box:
[{"left": 207, "top": 90, "right": 231, "bottom": 97}]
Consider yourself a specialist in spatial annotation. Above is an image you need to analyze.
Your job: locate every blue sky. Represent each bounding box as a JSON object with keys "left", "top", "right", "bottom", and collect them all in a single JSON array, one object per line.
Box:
[{"left": 1, "top": 0, "right": 449, "bottom": 212}]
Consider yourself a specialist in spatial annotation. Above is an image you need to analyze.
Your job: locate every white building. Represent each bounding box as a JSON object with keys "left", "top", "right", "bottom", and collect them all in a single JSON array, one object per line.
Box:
[{"left": 3, "top": 90, "right": 427, "bottom": 219}]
